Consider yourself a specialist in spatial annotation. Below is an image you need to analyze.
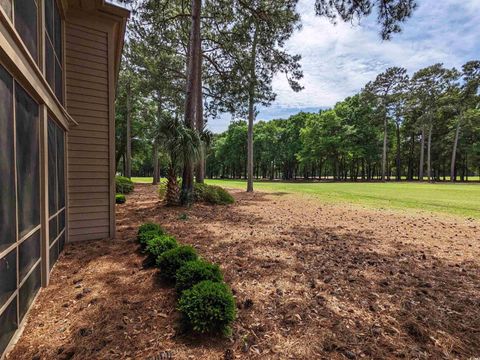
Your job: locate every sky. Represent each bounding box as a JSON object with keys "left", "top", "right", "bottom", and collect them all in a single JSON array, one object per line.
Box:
[{"left": 208, "top": 0, "right": 480, "bottom": 133}]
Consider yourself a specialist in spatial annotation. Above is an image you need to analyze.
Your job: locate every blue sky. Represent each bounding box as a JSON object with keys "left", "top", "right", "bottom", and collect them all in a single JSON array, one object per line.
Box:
[{"left": 208, "top": 0, "right": 480, "bottom": 133}]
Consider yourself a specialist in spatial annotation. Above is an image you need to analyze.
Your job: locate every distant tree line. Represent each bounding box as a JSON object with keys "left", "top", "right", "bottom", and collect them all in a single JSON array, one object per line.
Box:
[{"left": 206, "top": 62, "right": 480, "bottom": 182}]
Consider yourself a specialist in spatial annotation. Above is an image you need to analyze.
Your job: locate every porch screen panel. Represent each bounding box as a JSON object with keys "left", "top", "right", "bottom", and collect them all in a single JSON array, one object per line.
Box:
[
  {"left": 48, "top": 118, "right": 66, "bottom": 269},
  {"left": 0, "top": 249, "right": 16, "bottom": 306},
  {"left": 0, "top": 66, "right": 15, "bottom": 252},
  {"left": 15, "top": 85, "right": 40, "bottom": 238},
  {"left": 0, "top": 299, "right": 17, "bottom": 356},
  {"left": 19, "top": 264, "right": 41, "bottom": 322},
  {"left": 14, "top": 0, "right": 38, "bottom": 62},
  {"left": 48, "top": 120, "right": 58, "bottom": 214},
  {"left": 18, "top": 230, "right": 41, "bottom": 282}
]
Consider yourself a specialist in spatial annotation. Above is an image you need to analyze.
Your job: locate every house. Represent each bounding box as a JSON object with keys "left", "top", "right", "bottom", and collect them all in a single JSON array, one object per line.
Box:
[{"left": 0, "top": 0, "right": 129, "bottom": 357}]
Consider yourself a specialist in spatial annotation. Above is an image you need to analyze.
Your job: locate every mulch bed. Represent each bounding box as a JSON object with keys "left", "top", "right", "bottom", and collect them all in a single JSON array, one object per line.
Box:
[{"left": 7, "top": 183, "right": 480, "bottom": 359}]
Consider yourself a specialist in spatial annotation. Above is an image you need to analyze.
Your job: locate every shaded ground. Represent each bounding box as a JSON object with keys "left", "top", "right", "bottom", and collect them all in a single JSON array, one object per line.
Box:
[{"left": 8, "top": 184, "right": 480, "bottom": 359}]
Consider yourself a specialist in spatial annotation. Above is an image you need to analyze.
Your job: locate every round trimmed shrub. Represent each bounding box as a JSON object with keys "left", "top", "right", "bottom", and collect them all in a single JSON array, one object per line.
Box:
[
  {"left": 145, "top": 235, "right": 178, "bottom": 258},
  {"left": 115, "top": 194, "right": 126, "bottom": 204},
  {"left": 193, "top": 183, "right": 234, "bottom": 205},
  {"left": 138, "top": 222, "right": 163, "bottom": 236},
  {"left": 116, "top": 176, "right": 134, "bottom": 194},
  {"left": 178, "top": 280, "right": 236, "bottom": 335},
  {"left": 138, "top": 229, "right": 163, "bottom": 248},
  {"left": 176, "top": 259, "right": 223, "bottom": 294},
  {"left": 156, "top": 245, "right": 198, "bottom": 281}
]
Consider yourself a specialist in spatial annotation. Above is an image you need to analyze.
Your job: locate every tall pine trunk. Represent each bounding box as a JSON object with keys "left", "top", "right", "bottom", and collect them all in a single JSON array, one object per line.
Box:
[
  {"left": 381, "top": 109, "right": 388, "bottom": 181},
  {"left": 152, "top": 96, "right": 162, "bottom": 185},
  {"left": 247, "top": 26, "right": 258, "bottom": 193},
  {"left": 419, "top": 127, "right": 425, "bottom": 181},
  {"left": 450, "top": 118, "right": 461, "bottom": 182},
  {"left": 182, "top": 0, "right": 201, "bottom": 204},
  {"left": 427, "top": 125, "right": 432, "bottom": 182},
  {"left": 125, "top": 81, "right": 132, "bottom": 179},
  {"left": 195, "top": 37, "right": 205, "bottom": 183},
  {"left": 395, "top": 120, "right": 401, "bottom": 181}
]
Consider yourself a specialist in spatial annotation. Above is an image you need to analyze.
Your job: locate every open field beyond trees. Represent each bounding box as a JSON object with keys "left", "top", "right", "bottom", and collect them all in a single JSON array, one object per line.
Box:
[{"left": 9, "top": 183, "right": 480, "bottom": 359}]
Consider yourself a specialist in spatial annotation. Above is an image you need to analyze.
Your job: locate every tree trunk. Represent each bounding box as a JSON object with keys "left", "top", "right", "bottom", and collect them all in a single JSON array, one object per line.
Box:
[
  {"left": 381, "top": 109, "right": 388, "bottom": 181},
  {"left": 396, "top": 120, "right": 401, "bottom": 181},
  {"left": 152, "top": 96, "right": 162, "bottom": 185},
  {"left": 450, "top": 119, "right": 461, "bottom": 182},
  {"left": 419, "top": 127, "right": 425, "bottom": 181},
  {"left": 195, "top": 31, "right": 205, "bottom": 183},
  {"left": 182, "top": 0, "right": 201, "bottom": 204},
  {"left": 247, "top": 26, "right": 258, "bottom": 193},
  {"left": 152, "top": 140, "right": 159, "bottom": 185},
  {"left": 427, "top": 125, "right": 432, "bottom": 182},
  {"left": 125, "top": 81, "right": 132, "bottom": 179}
]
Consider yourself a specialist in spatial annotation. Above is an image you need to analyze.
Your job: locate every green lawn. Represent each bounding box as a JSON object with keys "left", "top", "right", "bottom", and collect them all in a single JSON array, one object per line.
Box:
[
  {"left": 131, "top": 177, "right": 155, "bottom": 183},
  {"left": 206, "top": 179, "right": 480, "bottom": 219},
  {"left": 129, "top": 177, "right": 480, "bottom": 219}
]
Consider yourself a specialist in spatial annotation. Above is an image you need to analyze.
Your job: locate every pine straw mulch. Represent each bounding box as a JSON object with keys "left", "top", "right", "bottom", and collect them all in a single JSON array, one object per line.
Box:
[{"left": 7, "top": 183, "right": 480, "bottom": 360}]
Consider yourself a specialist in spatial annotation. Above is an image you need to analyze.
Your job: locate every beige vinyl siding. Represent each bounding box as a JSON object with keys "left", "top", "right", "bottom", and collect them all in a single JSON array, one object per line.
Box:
[{"left": 66, "top": 22, "right": 111, "bottom": 242}]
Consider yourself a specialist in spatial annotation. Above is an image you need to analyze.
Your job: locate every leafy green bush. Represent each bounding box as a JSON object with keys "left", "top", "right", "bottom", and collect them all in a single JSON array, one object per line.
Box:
[
  {"left": 115, "top": 194, "right": 126, "bottom": 204},
  {"left": 178, "top": 280, "right": 236, "bottom": 335},
  {"left": 194, "top": 183, "right": 234, "bottom": 205},
  {"left": 157, "top": 245, "right": 198, "bottom": 281},
  {"left": 137, "top": 222, "right": 163, "bottom": 237},
  {"left": 145, "top": 235, "right": 178, "bottom": 258},
  {"left": 176, "top": 260, "right": 223, "bottom": 294},
  {"left": 116, "top": 176, "right": 134, "bottom": 194},
  {"left": 138, "top": 229, "right": 164, "bottom": 248}
]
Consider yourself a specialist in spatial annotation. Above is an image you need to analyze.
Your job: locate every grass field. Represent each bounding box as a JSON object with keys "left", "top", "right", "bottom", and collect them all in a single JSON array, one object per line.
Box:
[
  {"left": 130, "top": 177, "right": 480, "bottom": 219},
  {"left": 207, "top": 179, "right": 480, "bottom": 219}
]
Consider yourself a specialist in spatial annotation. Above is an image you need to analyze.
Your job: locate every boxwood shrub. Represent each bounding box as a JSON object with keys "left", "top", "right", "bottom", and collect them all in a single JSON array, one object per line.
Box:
[
  {"left": 116, "top": 176, "right": 134, "bottom": 194},
  {"left": 194, "top": 183, "right": 234, "bottom": 205},
  {"left": 157, "top": 245, "right": 198, "bottom": 281},
  {"left": 146, "top": 235, "right": 178, "bottom": 259},
  {"left": 178, "top": 280, "right": 236, "bottom": 335},
  {"left": 138, "top": 229, "right": 164, "bottom": 249},
  {"left": 115, "top": 194, "right": 126, "bottom": 204},
  {"left": 176, "top": 259, "right": 223, "bottom": 294}
]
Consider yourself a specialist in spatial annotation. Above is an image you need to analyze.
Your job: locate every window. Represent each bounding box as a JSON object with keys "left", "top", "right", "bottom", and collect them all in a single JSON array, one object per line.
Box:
[
  {"left": 44, "top": 0, "right": 63, "bottom": 103},
  {"left": 0, "top": 0, "right": 12, "bottom": 20},
  {"left": 48, "top": 117, "right": 66, "bottom": 268},
  {"left": 13, "top": 0, "right": 38, "bottom": 62}
]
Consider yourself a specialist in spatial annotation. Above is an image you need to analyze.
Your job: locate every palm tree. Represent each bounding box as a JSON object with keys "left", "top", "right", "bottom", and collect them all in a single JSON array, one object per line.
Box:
[{"left": 157, "top": 114, "right": 203, "bottom": 205}]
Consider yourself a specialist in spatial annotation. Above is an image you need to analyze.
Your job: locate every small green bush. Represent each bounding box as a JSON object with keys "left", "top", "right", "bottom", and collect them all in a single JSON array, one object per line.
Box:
[
  {"left": 138, "top": 229, "right": 163, "bottom": 248},
  {"left": 115, "top": 194, "right": 126, "bottom": 204},
  {"left": 138, "top": 222, "right": 163, "bottom": 236},
  {"left": 116, "top": 176, "right": 134, "bottom": 194},
  {"left": 178, "top": 280, "right": 236, "bottom": 335},
  {"left": 176, "top": 260, "right": 223, "bottom": 294},
  {"left": 157, "top": 245, "right": 198, "bottom": 281},
  {"left": 194, "top": 183, "right": 234, "bottom": 205},
  {"left": 145, "top": 235, "right": 178, "bottom": 258}
]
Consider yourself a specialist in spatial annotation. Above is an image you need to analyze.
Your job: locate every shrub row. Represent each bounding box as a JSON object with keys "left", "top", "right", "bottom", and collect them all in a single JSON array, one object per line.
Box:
[
  {"left": 116, "top": 176, "right": 134, "bottom": 194},
  {"left": 137, "top": 222, "right": 236, "bottom": 335}
]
